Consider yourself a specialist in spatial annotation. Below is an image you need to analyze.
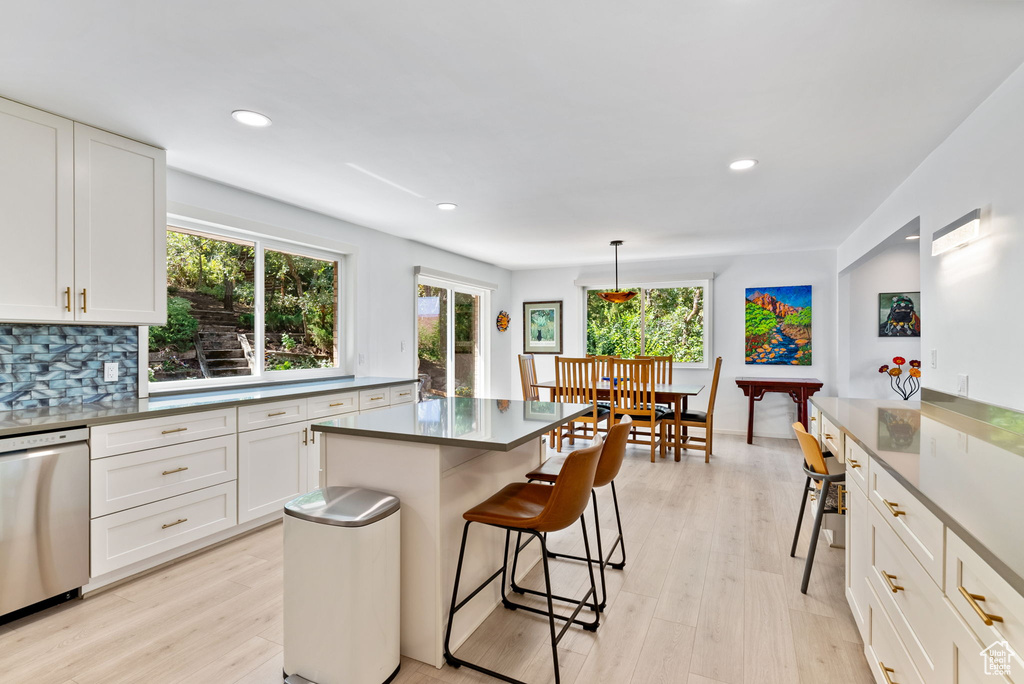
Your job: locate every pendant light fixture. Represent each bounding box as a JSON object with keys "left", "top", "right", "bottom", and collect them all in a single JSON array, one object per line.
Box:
[{"left": 598, "top": 240, "right": 638, "bottom": 303}]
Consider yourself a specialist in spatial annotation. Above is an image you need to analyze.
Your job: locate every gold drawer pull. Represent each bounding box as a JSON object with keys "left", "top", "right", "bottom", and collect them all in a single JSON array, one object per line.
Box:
[
  {"left": 882, "top": 499, "right": 906, "bottom": 517},
  {"left": 882, "top": 572, "right": 904, "bottom": 593},
  {"left": 958, "top": 586, "right": 1004, "bottom": 626},
  {"left": 824, "top": 433, "right": 836, "bottom": 440},
  {"left": 81, "top": 288, "right": 87, "bottom": 313},
  {"left": 838, "top": 485, "right": 847, "bottom": 514},
  {"left": 267, "top": 411, "right": 288, "bottom": 417},
  {"left": 879, "top": 662, "right": 898, "bottom": 684},
  {"left": 848, "top": 458, "right": 862, "bottom": 469},
  {"left": 162, "top": 427, "right": 188, "bottom": 435},
  {"left": 809, "top": 416, "right": 816, "bottom": 422},
  {"left": 161, "top": 466, "right": 189, "bottom": 476},
  {"left": 329, "top": 402, "right": 348, "bottom": 407},
  {"left": 64, "top": 286, "right": 72, "bottom": 312},
  {"left": 303, "top": 428, "right": 308, "bottom": 446},
  {"left": 161, "top": 518, "right": 187, "bottom": 530}
]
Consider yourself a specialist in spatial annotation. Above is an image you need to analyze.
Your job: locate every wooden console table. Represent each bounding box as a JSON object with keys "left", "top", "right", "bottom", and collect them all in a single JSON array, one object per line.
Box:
[{"left": 735, "top": 377, "right": 824, "bottom": 444}]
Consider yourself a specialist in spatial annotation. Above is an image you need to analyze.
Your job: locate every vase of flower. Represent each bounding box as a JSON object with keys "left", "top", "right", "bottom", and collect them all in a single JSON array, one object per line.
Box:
[{"left": 877, "top": 356, "right": 922, "bottom": 400}]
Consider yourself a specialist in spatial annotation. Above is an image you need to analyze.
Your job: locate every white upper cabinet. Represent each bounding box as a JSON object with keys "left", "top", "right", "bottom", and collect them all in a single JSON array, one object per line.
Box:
[
  {"left": 74, "top": 124, "right": 166, "bottom": 325},
  {"left": 0, "top": 96, "right": 166, "bottom": 326},
  {"left": 0, "top": 98, "right": 75, "bottom": 322}
]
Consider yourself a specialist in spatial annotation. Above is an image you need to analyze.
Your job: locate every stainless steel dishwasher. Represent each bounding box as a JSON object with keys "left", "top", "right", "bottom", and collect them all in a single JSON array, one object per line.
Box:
[{"left": 0, "top": 427, "right": 89, "bottom": 619}]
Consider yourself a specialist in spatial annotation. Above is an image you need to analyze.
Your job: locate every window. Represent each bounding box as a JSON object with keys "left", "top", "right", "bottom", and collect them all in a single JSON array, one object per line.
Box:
[
  {"left": 585, "top": 281, "right": 710, "bottom": 366},
  {"left": 148, "top": 224, "right": 342, "bottom": 387}
]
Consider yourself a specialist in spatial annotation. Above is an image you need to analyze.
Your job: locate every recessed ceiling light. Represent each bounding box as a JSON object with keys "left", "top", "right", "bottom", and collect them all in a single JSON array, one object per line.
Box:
[
  {"left": 729, "top": 159, "right": 758, "bottom": 171},
  {"left": 436, "top": 203, "right": 458, "bottom": 211},
  {"left": 906, "top": 235, "right": 920, "bottom": 240},
  {"left": 231, "top": 110, "right": 272, "bottom": 127}
]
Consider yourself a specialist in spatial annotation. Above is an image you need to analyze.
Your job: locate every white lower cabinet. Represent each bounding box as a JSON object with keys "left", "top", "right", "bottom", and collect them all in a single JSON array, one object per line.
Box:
[
  {"left": 866, "top": 585, "right": 927, "bottom": 684},
  {"left": 237, "top": 422, "right": 309, "bottom": 523},
  {"left": 846, "top": 483, "right": 870, "bottom": 636},
  {"left": 90, "top": 482, "right": 236, "bottom": 576}
]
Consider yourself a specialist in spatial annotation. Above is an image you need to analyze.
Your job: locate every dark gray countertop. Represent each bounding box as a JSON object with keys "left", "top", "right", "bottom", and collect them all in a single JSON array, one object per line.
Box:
[
  {"left": 0, "top": 376, "right": 417, "bottom": 437},
  {"left": 811, "top": 396, "right": 1024, "bottom": 596},
  {"left": 312, "top": 397, "right": 592, "bottom": 451}
]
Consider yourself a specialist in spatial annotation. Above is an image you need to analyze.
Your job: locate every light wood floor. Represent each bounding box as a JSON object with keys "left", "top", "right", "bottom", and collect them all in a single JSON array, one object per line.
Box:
[{"left": 0, "top": 433, "right": 873, "bottom": 684}]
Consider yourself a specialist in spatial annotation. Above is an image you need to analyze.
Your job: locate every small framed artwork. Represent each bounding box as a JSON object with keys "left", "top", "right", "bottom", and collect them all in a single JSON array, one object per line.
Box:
[
  {"left": 523, "top": 300, "right": 563, "bottom": 354},
  {"left": 879, "top": 292, "right": 921, "bottom": 337}
]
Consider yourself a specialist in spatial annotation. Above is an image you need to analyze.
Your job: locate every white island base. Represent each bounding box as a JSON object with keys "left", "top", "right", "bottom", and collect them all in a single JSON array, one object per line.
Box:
[{"left": 322, "top": 433, "right": 544, "bottom": 668}]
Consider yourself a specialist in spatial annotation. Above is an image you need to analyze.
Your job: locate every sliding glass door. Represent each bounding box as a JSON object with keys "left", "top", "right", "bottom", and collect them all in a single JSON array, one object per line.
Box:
[{"left": 417, "top": 277, "right": 487, "bottom": 398}]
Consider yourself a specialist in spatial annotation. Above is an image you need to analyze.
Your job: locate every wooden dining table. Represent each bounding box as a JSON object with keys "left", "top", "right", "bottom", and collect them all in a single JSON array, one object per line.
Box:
[{"left": 532, "top": 380, "right": 705, "bottom": 461}]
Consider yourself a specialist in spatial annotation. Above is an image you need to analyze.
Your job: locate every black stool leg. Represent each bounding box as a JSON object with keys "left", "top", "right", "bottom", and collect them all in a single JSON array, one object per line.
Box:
[
  {"left": 790, "top": 476, "right": 812, "bottom": 558},
  {"left": 537, "top": 533, "right": 562, "bottom": 684},
  {"left": 800, "top": 482, "right": 830, "bottom": 594},
  {"left": 607, "top": 480, "right": 627, "bottom": 569},
  {"left": 443, "top": 521, "right": 472, "bottom": 669}
]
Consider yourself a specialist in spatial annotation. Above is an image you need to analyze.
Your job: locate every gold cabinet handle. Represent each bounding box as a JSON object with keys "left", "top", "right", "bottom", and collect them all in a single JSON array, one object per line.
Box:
[
  {"left": 882, "top": 499, "right": 906, "bottom": 517},
  {"left": 848, "top": 458, "right": 862, "bottom": 469},
  {"left": 161, "top": 427, "right": 188, "bottom": 435},
  {"left": 958, "top": 586, "right": 1004, "bottom": 626},
  {"left": 879, "top": 662, "right": 898, "bottom": 684},
  {"left": 809, "top": 416, "right": 816, "bottom": 422},
  {"left": 882, "top": 571, "right": 904, "bottom": 593},
  {"left": 161, "top": 466, "right": 189, "bottom": 476},
  {"left": 267, "top": 411, "right": 287, "bottom": 417},
  {"left": 303, "top": 427, "right": 308, "bottom": 446},
  {"left": 64, "top": 286, "right": 72, "bottom": 312},
  {"left": 329, "top": 402, "right": 347, "bottom": 407},
  {"left": 838, "top": 485, "right": 847, "bottom": 514},
  {"left": 311, "top": 430, "right": 316, "bottom": 445},
  {"left": 81, "top": 288, "right": 87, "bottom": 313},
  {"left": 824, "top": 433, "right": 836, "bottom": 440},
  {"left": 161, "top": 518, "right": 187, "bottom": 530}
]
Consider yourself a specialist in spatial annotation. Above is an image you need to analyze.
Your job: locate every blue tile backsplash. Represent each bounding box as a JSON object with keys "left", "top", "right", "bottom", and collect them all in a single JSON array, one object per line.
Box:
[{"left": 0, "top": 325, "right": 138, "bottom": 410}]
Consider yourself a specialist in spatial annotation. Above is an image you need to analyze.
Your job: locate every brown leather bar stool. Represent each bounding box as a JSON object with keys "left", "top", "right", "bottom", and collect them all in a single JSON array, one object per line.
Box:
[
  {"left": 443, "top": 440, "right": 604, "bottom": 684},
  {"left": 510, "top": 416, "right": 631, "bottom": 612}
]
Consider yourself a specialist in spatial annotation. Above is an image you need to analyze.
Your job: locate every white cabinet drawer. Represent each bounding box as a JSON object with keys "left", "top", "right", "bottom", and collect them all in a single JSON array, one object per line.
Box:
[
  {"left": 90, "top": 482, "right": 236, "bottom": 576},
  {"left": 237, "top": 398, "right": 307, "bottom": 432},
  {"left": 947, "top": 530, "right": 1024, "bottom": 672},
  {"left": 90, "top": 435, "right": 237, "bottom": 517},
  {"left": 90, "top": 409, "right": 236, "bottom": 459},
  {"left": 845, "top": 439, "right": 869, "bottom": 494},
  {"left": 307, "top": 392, "right": 358, "bottom": 420},
  {"left": 390, "top": 384, "right": 416, "bottom": 405},
  {"left": 944, "top": 597, "right": 1013, "bottom": 684},
  {"left": 359, "top": 388, "right": 390, "bottom": 411},
  {"left": 869, "top": 458, "right": 944, "bottom": 585},
  {"left": 868, "top": 502, "right": 945, "bottom": 681},
  {"left": 846, "top": 485, "right": 870, "bottom": 638},
  {"left": 866, "top": 587, "right": 926, "bottom": 684},
  {"left": 821, "top": 415, "right": 843, "bottom": 458}
]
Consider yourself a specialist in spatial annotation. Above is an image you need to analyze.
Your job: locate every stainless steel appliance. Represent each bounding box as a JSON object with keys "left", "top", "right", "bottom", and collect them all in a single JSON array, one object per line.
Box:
[{"left": 0, "top": 427, "right": 89, "bottom": 618}]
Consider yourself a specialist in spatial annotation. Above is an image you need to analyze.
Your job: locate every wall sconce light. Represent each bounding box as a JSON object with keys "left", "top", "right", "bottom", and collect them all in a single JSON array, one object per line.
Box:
[{"left": 932, "top": 209, "right": 981, "bottom": 256}]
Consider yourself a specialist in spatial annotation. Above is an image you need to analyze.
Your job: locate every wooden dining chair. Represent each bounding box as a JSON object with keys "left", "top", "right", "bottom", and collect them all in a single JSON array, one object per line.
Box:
[
  {"left": 676, "top": 356, "right": 722, "bottom": 463},
  {"left": 518, "top": 353, "right": 540, "bottom": 401},
  {"left": 790, "top": 421, "right": 846, "bottom": 593},
  {"left": 554, "top": 356, "right": 609, "bottom": 451},
  {"left": 637, "top": 355, "right": 674, "bottom": 413},
  {"left": 610, "top": 358, "right": 666, "bottom": 462}
]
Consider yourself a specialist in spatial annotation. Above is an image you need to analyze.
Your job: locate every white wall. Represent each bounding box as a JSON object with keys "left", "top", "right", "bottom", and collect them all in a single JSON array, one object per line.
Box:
[
  {"left": 167, "top": 170, "right": 513, "bottom": 398},
  {"left": 511, "top": 249, "right": 837, "bottom": 439},
  {"left": 838, "top": 242, "right": 921, "bottom": 398},
  {"left": 838, "top": 62, "right": 1024, "bottom": 411}
]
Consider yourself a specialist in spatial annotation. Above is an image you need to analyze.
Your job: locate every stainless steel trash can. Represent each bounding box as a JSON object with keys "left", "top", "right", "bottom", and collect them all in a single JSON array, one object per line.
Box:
[{"left": 283, "top": 487, "right": 401, "bottom": 684}]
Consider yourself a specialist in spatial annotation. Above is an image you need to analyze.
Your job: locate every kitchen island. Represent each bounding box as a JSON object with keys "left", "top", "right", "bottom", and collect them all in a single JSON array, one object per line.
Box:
[{"left": 311, "top": 397, "right": 590, "bottom": 668}]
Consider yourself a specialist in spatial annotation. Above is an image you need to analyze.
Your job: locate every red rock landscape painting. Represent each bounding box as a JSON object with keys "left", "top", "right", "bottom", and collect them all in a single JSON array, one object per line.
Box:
[{"left": 745, "top": 286, "right": 812, "bottom": 365}]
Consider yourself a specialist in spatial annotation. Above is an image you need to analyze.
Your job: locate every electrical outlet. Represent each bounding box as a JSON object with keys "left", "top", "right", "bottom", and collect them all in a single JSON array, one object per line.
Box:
[
  {"left": 401, "top": 340, "right": 407, "bottom": 352},
  {"left": 358, "top": 353, "right": 366, "bottom": 366},
  {"left": 957, "top": 374, "right": 969, "bottom": 397},
  {"left": 957, "top": 431, "right": 969, "bottom": 454},
  {"left": 930, "top": 349, "right": 937, "bottom": 369},
  {"left": 103, "top": 362, "right": 118, "bottom": 382}
]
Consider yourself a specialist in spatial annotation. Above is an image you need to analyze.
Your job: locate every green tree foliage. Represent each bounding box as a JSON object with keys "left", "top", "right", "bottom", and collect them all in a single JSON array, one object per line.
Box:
[
  {"left": 783, "top": 307, "right": 812, "bottom": 328},
  {"left": 586, "top": 287, "right": 704, "bottom": 362},
  {"left": 263, "top": 250, "right": 336, "bottom": 354},
  {"left": 149, "top": 297, "right": 199, "bottom": 352},
  {"left": 745, "top": 301, "right": 777, "bottom": 337},
  {"left": 166, "top": 231, "right": 255, "bottom": 311}
]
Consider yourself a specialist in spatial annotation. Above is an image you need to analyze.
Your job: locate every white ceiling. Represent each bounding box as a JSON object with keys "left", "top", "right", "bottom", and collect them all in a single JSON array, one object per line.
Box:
[{"left": 4, "top": 1, "right": 1024, "bottom": 269}]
